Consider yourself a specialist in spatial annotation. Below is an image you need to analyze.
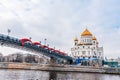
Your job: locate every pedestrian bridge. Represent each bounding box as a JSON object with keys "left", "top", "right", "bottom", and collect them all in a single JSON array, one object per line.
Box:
[{"left": 0, "top": 34, "right": 73, "bottom": 64}]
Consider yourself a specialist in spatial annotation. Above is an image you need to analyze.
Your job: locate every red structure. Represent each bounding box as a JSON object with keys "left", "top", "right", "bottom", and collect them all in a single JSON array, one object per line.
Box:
[
  {"left": 54, "top": 50, "right": 61, "bottom": 53},
  {"left": 20, "top": 38, "right": 32, "bottom": 46},
  {"left": 40, "top": 45, "right": 49, "bottom": 49},
  {"left": 32, "top": 42, "right": 41, "bottom": 46},
  {"left": 60, "top": 52, "right": 67, "bottom": 56},
  {"left": 20, "top": 38, "right": 67, "bottom": 56},
  {"left": 48, "top": 48, "right": 55, "bottom": 51}
]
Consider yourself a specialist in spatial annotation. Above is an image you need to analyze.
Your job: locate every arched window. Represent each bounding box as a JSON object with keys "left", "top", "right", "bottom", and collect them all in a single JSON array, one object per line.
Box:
[
  {"left": 93, "top": 41, "right": 96, "bottom": 44},
  {"left": 83, "top": 46, "right": 85, "bottom": 48}
]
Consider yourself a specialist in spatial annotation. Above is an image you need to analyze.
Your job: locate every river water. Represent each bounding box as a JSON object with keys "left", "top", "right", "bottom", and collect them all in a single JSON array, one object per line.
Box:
[{"left": 0, "top": 69, "right": 120, "bottom": 80}]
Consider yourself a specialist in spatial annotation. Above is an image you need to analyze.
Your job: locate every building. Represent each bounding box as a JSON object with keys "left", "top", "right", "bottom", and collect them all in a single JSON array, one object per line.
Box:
[
  {"left": 71, "top": 28, "right": 103, "bottom": 59},
  {"left": 3, "top": 52, "right": 47, "bottom": 64},
  {"left": 5, "top": 52, "right": 23, "bottom": 62}
]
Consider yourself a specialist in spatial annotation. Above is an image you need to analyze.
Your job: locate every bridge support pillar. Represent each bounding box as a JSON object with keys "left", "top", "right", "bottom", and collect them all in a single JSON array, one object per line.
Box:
[
  {"left": 50, "top": 57, "right": 56, "bottom": 65},
  {"left": 67, "top": 60, "right": 73, "bottom": 64}
]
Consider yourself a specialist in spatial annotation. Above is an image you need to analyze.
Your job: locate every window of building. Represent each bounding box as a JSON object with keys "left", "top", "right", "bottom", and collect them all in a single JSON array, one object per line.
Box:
[
  {"left": 83, "top": 46, "right": 85, "bottom": 48},
  {"left": 89, "top": 39, "right": 90, "bottom": 42},
  {"left": 94, "top": 52, "right": 96, "bottom": 55},
  {"left": 93, "top": 41, "right": 95, "bottom": 44},
  {"left": 88, "top": 51, "right": 90, "bottom": 55},
  {"left": 90, "top": 39, "right": 92, "bottom": 42},
  {"left": 99, "top": 52, "right": 101, "bottom": 56},
  {"left": 83, "top": 40, "right": 84, "bottom": 42},
  {"left": 73, "top": 52, "right": 74, "bottom": 56},
  {"left": 87, "top": 39, "right": 89, "bottom": 43},
  {"left": 75, "top": 52, "right": 76, "bottom": 56},
  {"left": 78, "top": 52, "right": 79, "bottom": 55},
  {"left": 82, "top": 51, "right": 86, "bottom": 55}
]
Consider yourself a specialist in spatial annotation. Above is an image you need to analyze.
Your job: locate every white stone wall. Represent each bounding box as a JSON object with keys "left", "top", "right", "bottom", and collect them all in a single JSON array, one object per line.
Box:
[{"left": 71, "top": 35, "right": 103, "bottom": 59}]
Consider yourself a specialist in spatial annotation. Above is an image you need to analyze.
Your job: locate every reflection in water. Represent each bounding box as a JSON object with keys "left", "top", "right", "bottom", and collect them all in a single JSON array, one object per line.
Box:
[
  {"left": 0, "top": 69, "right": 120, "bottom": 80},
  {"left": 49, "top": 72, "right": 57, "bottom": 80},
  {"left": 49, "top": 71, "right": 120, "bottom": 80},
  {"left": 0, "top": 69, "right": 49, "bottom": 80}
]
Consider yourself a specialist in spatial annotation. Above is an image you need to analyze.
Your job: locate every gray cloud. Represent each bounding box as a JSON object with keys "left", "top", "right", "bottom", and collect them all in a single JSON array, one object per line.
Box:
[{"left": 0, "top": 0, "right": 120, "bottom": 58}]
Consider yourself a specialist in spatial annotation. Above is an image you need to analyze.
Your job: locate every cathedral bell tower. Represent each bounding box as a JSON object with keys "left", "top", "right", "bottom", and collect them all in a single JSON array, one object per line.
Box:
[{"left": 74, "top": 37, "right": 78, "bottom": 46}]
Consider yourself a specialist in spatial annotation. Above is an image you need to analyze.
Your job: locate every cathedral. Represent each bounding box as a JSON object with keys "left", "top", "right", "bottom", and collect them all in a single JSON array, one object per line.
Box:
[{"left": 71, "top": 28, "right": 103, "bottom": 59}]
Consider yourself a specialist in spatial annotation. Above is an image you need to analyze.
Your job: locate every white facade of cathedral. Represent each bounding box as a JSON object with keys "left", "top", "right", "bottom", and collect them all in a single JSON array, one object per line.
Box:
[{"left": 71, "top": 28, "right": 103, "bottom": 59}]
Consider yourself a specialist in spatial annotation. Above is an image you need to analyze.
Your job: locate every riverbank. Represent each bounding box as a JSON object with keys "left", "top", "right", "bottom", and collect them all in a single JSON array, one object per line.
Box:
[{"left": 0, "top": 62, "right": 120, "bottom": 74}]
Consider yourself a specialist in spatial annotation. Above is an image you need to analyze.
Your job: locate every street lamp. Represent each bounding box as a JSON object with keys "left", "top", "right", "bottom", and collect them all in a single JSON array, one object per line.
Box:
[
  {"left": 7, "top": 29, "right": 11, "bottom": 36},
  {"left": 39, "top": 41, "right": 41, "bottom": 44},
  {"left": 47, "top": 44, "right": 49, "bottom": 47},
  {"left": 44, "top": 38, "right": 47, "bottom": 45},
  {"left": 29, "top": 37, "right": 32, "bottom": 40}
]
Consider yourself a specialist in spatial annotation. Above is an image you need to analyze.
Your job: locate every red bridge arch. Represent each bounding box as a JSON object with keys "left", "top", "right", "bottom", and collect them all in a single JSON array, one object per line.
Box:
[{"left": 20, "top": 38, "right": 32, "bottom": 46}]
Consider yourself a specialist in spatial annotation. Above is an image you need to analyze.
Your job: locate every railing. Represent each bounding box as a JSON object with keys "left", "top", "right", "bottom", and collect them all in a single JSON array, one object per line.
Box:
[{"left": 0, "top": 34, "right": 73, "bottom": 61}]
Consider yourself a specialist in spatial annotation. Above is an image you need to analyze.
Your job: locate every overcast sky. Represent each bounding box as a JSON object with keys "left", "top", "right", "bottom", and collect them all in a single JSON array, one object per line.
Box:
[{"left": 0, "top": 0, "right": 120, "bottom": 58}]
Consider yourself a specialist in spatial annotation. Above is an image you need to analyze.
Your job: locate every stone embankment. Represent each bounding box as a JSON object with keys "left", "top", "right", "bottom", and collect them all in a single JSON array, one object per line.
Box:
[{"left": 0, "top": 62, "right": 120, "bottom": 74}]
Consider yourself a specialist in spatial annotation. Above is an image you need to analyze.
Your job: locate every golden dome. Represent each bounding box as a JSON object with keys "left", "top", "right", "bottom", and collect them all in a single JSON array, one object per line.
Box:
[
  {"left": 81, "top": 28, "right": 92, "bottom": 36},
  {"left": 92, "top": 36, "right": 97, "bottom": 40},
  {"left": 74, "top": 37, "right": 78, "bottom": 41}
]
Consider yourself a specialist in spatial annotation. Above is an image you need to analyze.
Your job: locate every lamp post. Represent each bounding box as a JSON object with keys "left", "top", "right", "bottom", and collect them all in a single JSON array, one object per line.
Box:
[
  {"left": 29, "top": 37, "right": 32, "bottom": 40},
  {"left": 44, "top": 38, "right": 47, "bottom": 45},
  {"left": 39, "top": 41, "right": 41, "bottom": 44},
  {"left": 7, "top": 29, "right": 11, "bottom": 36}
]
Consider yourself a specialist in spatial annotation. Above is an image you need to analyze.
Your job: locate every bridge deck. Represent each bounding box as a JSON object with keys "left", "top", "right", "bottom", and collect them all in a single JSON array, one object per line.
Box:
[{"left": 0, "top": 34, "right": 73, "bottom": 61}]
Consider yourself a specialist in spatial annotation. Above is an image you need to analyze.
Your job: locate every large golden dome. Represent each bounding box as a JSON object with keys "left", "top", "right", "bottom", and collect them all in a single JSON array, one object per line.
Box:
[{"left": 81, "top": 28, "right": 92, "bottom": 36}]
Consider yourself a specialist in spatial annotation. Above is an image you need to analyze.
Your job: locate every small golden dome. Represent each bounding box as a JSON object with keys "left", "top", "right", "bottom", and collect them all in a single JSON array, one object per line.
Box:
[
  {"left": 74, "top": 37, "right": 78, "bottom": 41},
  {"left": 92, "top": 36, "right": 97, "bottom": 40},
  {"left": 81, "top": 28, "right": 92, "bottom": 36}
]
